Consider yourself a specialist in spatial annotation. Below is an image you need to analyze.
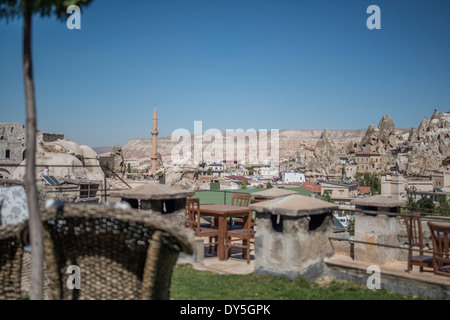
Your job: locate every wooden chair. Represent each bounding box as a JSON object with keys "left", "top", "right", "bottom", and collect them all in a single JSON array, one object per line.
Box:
[
  {"left": 428, "top": 221, "right": 450, "bottom": 277},
  {"left": 230, "top": 193, "right": 252, "bottom": 207},
  {"left": 0, "top": 221, "right": 27, "bottom": 300},
  {"left": 41, "top": 202, "right": 193, "bottom": 300},
  {"left": 248, "top": 198, "right": 264, "bottom": 229},
  {"left": 228, "top": 193, "right": 252, "bottom": 227},
  {"left": 185, "top": 197, "right": 219, "bottom": 254},
  {"left": 403, "top": 212, "right": 433, "bottom": 272},
  {"left": 186, "top": 197, "right": 212, "bottom": 228},
  {"left": 226, "top": 209, "right": 255, "bottom": 264}
]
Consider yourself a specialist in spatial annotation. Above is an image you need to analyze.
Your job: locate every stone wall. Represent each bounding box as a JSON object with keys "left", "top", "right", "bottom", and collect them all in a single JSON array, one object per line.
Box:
[
  {"left": 354, "top": 211, "right": 403, "bottom": 265},
  {"left": 41, "top": 132, "right": 64, "bottom": 142},
  {"left": 0, "top": 123, "right": 27, "bottom": 178}
]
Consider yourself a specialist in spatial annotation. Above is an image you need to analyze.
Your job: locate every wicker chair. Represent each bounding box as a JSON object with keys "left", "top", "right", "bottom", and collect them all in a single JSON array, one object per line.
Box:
[
  {"left": 41, "top": 202, "right": 193, "bottom": 300},
  {"left": 0, "top": 221, "right": 27, "bottom": 300}
]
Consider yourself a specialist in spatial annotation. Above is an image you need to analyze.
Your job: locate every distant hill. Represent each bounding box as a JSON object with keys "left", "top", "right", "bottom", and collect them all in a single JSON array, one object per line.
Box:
[
  {"left": 121, "top": 128, "right": 369, "bottom": 165},
  {"left": 92, "top": 146, "right": 113, "bottom": 155}
]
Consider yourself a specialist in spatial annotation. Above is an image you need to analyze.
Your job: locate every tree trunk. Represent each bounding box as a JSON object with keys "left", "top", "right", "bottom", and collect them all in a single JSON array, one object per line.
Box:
[{"left": 23, "top": 0, "right": 44, "bottom": 300}]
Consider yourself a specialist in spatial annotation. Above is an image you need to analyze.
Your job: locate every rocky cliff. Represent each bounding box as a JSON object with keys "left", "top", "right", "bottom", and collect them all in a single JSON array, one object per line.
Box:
[
  {"left": 306, "top": 129, "right": 342, "bottom": 177},
  {"left": 11, "top": 137, "right": 104, "bottom": 182},
  {"left": 121, "top": 109, "right": 449, "bottom": 177},
  {"left": 397, "top": 109, "right": 450, "bottom": 175},
  {"left": 359, "top": 114, "right": 400, "bottom": 153},
  {"left": 122, "top": 129, "right": 367, "bottom": 168}
]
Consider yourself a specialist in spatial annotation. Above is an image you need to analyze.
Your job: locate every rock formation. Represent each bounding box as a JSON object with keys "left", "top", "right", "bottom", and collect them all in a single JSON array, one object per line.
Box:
[
  {"left": 11, "top": 136, "right": 104, "bottom": 182},
  {"left": 80, "top": 145, "right": 105, "bottom": 182},
  {"left": 308, "top": 129, "right": 342, "bottom": 177},
  {"left": 111, "top": 143, "right": 124, "bottom": 173},
  {"left": 164, "top": 164, "right": 200, "bottom": 190},
  {"left": 359, "top": 114, "right": 397, "bottom": 153},
  {"left": 397, "top": 109, "right": 450, "bottom": 175},
  {"left": 346, "top": 140, "right": 359, "bottom": 154},
  {"left": 408, "top": 116, "right": 429, "bottom": 143}
]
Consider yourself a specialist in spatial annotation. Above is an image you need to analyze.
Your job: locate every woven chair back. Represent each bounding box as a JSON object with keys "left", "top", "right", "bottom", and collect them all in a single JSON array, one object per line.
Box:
[{"left": 41, "top": 203, "right": 193, "bottom": 300}]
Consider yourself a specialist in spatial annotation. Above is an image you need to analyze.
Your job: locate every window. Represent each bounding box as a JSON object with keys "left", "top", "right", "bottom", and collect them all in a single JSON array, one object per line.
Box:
[
  {"left": 308, "top": 213, "right": 327, "bottom": 231},
  {"left": 5, "top": 150, "right": 11, "bottom": 159},
  {"left": 338, "top": 190, "right": 345, "bottom": 195},
  {"left": 271, "top": 214, "right": 283, "bottom": 233}
]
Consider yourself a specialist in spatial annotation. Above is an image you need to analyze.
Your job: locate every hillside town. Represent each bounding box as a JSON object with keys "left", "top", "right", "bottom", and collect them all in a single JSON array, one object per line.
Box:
[
  {"left": 1, "top": 107, "right": 450, "bottom": 301},
  {"left": 1, "top": 108, "right": 450, "bottom": 300},
  {"left": 1, "top": 109, "right": 449, "bottom": 211}
]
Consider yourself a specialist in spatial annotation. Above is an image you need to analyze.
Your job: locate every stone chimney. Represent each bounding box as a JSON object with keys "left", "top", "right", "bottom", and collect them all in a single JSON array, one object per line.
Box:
[{"left": 250, "top": 195, "right": 338, "bottom": 280}]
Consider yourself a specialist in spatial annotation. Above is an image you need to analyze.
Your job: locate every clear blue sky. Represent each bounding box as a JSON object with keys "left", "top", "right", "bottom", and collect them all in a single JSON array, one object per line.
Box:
[{"left": 1, "top": 0, "right": 450, "bottom": 147}]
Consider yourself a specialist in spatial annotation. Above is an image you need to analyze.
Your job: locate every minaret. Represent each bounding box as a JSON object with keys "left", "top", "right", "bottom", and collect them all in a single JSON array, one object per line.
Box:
[{"left": 151, "top": 105, "right": 159, "bottom": 175}]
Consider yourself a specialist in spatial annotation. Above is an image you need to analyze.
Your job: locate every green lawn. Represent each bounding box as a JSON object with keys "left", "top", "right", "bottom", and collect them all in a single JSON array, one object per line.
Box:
[
  {"left": 170, "top": 264, "right": 422, "bottom": 300},
  {"left": 194, "top": 187, "right": 324, "bottom": 205}
]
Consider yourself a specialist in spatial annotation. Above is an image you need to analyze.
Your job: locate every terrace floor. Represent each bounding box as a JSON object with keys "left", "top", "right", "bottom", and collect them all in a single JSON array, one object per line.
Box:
[
  {"left": 325, "top": 254, "right": 450, "bottom": 286},
  {"left": 179, "top": 245, "right": 256, "bottom": 275},
  {"left": 325, "top": 254, "right": 450, "bottom": 299}
]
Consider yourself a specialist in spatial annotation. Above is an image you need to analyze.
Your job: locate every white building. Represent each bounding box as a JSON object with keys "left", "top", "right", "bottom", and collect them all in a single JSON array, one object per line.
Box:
[
  {"left": 282, "top": 172, "right": 306, "bottom": 183},
  {"left": 258, "top": 166, "right": 279, "bottom": 180},
  {"left": 381, "top": 174, "right": 434, "bottom": 201}
]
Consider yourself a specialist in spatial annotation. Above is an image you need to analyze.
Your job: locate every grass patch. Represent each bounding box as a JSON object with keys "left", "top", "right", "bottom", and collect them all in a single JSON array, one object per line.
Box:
[
  {"left": 194, "top": 187, "right": 319, "bottom": 205},
  {"left": 170, "top": 264, "right": 423, "bottom": 300}
]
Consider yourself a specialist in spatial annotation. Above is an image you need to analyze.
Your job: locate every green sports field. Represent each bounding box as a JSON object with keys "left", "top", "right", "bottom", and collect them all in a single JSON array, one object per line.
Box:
[{"left": 194, "top": 186, "right": 321, "bottom": 205}]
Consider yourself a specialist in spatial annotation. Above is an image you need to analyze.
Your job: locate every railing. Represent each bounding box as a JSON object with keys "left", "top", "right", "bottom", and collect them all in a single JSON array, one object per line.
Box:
[{"left": 328, "top": 207, "right": 450, "bottom": 274}]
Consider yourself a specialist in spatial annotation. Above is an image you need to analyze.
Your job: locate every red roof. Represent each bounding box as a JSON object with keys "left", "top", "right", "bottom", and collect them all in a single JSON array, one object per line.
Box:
[
  {"left": 305, "top": 147, "right": 315, "bottom": 151},
  {"left": 225, "top": 176, "right": 251, "bottom": 182},
  {"left": 358, "top": 186, "right": 372, "bottom": 195},
  {"left": 355, "top": 151, "right": 380, "bottom": 156},
  {"left": 199, "top": 176, "right": 218, "bottom": 181},
  {"left": 301, "top": 182, "right": 321, "bottom": 193}
]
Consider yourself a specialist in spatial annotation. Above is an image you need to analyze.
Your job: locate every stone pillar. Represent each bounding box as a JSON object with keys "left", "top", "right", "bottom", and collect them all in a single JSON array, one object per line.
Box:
[
  {"left": 250, "top": 195, "right": 338, "bottom": 280},
  {"left": 151, "top": 106, "right": 159, "bottom": 175},
  {"left": 351, "top": 195, "right": 404, "bottom": 265}
]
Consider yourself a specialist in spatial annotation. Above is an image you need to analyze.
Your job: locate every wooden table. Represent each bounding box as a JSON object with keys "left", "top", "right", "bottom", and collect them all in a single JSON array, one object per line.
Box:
[{"left": 199, "top": 204, "right": 251, "bottom": 261}]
